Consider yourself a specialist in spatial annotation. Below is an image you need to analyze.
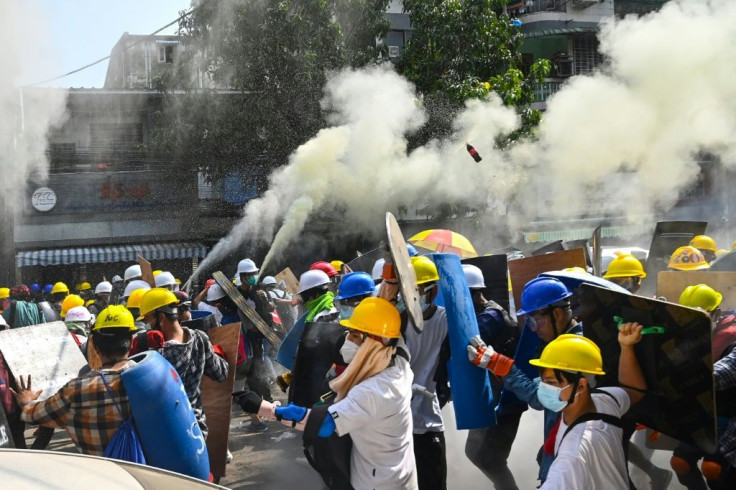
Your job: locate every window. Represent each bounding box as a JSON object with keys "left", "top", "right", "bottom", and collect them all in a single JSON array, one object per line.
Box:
[
  {"left": 573, "top": 35, "right": 603, "bottom": 75},
  {"left": 158, "top": 45, "right": 174, "bottom": 63},
  {"left": 48, "top": 143, "right": 77, "bottom": 173},
  {"left": 89, "top": 124, "right": 143, "bottom": 151}
]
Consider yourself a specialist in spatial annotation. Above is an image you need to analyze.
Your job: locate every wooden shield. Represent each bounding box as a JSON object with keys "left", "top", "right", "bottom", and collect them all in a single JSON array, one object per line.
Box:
[
  {"left": 201, "top": 322, "right": 240, "bottom": 478},
  {"left": 137, "top": 255, "right": 156, "bottom": 288},
  {"left": 386, "top": 212, "right": 423, "bottom": 332},
  {"left": 576, "top": 284, "right": 716, "bottom": 453},
  {"left": 275, "top": 268, "right": 300, "bottom": 296},
  {"left": 657, "top": 271, "right": 736, "bottom": 310}
]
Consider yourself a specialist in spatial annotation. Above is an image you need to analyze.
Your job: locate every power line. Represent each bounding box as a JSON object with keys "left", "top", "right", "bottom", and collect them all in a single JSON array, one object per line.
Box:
[{"left": 22, "top": 4, "right": 205, "bottom": 88}]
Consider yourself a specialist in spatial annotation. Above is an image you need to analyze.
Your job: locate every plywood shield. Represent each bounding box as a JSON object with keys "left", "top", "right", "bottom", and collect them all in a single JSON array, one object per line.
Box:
[
  {"left": 275, "top": 268, "right": 300, "bottom": 296},
  {"left": 137, "top": 255, "right": 156, "bottom": 288},
  {"left": 0, "top": 322, "right": 87, "bottom": 402},
  {"left": 657, "top": 271, "right": 736, "bottom": 309},
  {"left": 201, "top": 322, "right": 240, "bottom": 478},
  {"left": 386, "top": 212, "right": 423, "bottom": 332}
]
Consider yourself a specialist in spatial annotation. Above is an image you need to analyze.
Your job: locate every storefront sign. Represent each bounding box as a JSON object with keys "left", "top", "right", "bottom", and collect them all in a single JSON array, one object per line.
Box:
[{"left": 31, "top": 187, "right": 57, "bottom": 212}]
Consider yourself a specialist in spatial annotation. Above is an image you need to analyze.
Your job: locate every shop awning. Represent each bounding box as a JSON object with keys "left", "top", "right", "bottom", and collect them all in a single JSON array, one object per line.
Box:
[
  {"left": 522, "top": 224, "right": 652, "bottom": 244},
  {"left": 16, "top": 242, "right": 207, "bottom": 267}
]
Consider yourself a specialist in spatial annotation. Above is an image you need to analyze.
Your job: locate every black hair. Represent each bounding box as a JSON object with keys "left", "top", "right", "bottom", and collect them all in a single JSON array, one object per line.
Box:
[
  {"left": 92, "top": 329, "right": 132, "bottom": 358},
  {"left": 300, "top": 284, "right": 329, "bottom": 303},
  {"left": 553, "top": 369, "right": 587, "bottom": 405}
]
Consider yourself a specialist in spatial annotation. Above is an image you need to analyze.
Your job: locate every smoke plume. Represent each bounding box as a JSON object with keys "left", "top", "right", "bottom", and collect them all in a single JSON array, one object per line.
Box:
[{"left": 198, "top": 0, "right": 736, "bottom": 273}]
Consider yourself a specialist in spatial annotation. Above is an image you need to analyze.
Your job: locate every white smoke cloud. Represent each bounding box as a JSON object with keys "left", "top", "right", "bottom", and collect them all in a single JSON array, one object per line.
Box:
[{"left": 198, "top": 0, "right": 736, "bottom": 274}]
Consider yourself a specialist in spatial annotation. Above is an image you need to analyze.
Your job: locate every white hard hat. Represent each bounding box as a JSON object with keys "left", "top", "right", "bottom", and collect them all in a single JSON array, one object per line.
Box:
[
  {"left": 261, "top": 276, "right": 277, "bottom": 286},
  {"left": 298, "top": 270, "right": 330, "bottom": 294},
  {"left": 462, "top": 264, "right": 485, "bottom": 289},
  {"left": 155, "top": 271, "right": 176, "bottom": 288},
  {"left": 111, "top": 275, "right": 123, "bottom": 283},
  {"left": 371, "top": 258, "right": 386, "bottom": 281},
  {"left": 124, "top": 265, "right": 143, "bottom": 281},
  {"left": 65, "top": 306, "right": 94, "bottom": 323},
  {"left": 95, "top": 281, "right": 113, "bottom": 294},
  {"left": 207, "top": 283, "right": 226, "bottom": 302},
  {"left": 237, "top": 258, "right": 259, "bottom": 274},
  {"left": 123, "top": 279, "right": 151, "bottom": 298}
]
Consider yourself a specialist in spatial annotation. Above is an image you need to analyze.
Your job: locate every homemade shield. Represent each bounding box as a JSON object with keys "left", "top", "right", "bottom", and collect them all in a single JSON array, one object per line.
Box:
[
  {"left": 346, "top": 248, "right": 382, "bottom": 274},
  {"left": 461, "top": 254, "right": 510, "bottom": 313},
  {"left": 386, "top": 212, "right": 423, "bottom": 332},
  {"left": 275, "top": 313, "right": 307, "bottom": 370},
  {"left": 137, "top": 255, "right": 156, "bottom": 288},
  {"left": 657, "top": 271, "right": 736, "bottom": 310},
  {"left": 288, "top": 321, "right": 346, "bottom": 407},
  {"left": 576, "top": 283, "right": 716, "bottom": 453},
  {"left": 274, "top": 268, "right": 300, "bottom": 296}
]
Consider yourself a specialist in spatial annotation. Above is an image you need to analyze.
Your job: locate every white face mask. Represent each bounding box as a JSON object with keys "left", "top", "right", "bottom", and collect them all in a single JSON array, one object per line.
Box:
[{"left": 339, "top": 339, "right": 360, "bottom": 364}]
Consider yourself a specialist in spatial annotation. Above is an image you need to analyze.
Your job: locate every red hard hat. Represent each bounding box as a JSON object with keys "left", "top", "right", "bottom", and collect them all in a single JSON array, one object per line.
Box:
[
  {"left": 205, "top": 278, "right": 216, "bottom": 288},
  {"left": 310, "top": 261, "right": 338, "bottom": 277}
]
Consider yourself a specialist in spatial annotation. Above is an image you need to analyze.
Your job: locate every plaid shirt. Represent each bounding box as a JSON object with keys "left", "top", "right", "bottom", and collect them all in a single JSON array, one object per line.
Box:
[
  {"left": 715, "top": 347, "right": 736, "bottom": 465},
  {"left": 160, "top": 327, "right": 228, "bottom": 435},
  {"left": 21, "top": 364, "right": 132, "bottom": 456}
]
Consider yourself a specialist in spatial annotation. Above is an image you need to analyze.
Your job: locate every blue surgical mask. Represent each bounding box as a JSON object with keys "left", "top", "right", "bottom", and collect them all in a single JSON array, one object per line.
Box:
[
  {"left": 339, "top": 305, "right": 355, "bottom": 320},
  {"left": 536, "top": 382, "right": 570, "bottom": 412},
  {"left": 419, "top": 295, "right": 429, "bottom": 312}
]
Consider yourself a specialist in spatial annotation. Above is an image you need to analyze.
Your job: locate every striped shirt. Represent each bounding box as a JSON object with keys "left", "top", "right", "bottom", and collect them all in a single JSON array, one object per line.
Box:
[{"left": 21, "top": 364, "right": 132, "bottom": 456}]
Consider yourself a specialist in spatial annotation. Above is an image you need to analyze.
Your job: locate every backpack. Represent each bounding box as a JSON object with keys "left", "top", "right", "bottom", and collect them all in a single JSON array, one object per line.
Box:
[
  {"left": 99, "top": 372, "right": 146, "bottom": 464},
  {"left": 481, "top": 300, "right": 519, "bottom": 357},
  {"left": 302, "top": 393, "right": 353, "bottom": 490}
]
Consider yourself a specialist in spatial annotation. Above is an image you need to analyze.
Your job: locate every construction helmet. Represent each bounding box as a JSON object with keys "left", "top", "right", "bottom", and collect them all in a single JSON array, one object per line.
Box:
[
  {"left": 330, "top": 260, "right": 345, "bottom": 272},
  {"left": 717, "top": 249, "right": 729, "bottom": 257},
  {"left": 516, "top": 277, "right": 573, "bottom": 316},
  {"left": 689, "top": 235, "right": 717, "bottom": 253},
  {"left": 406, "top": 243, "right": 418, "bottom": 257},
  {"left": 603, "top": 252, "right": 647, "bottom": 279},
  {"left": 126, "top": 288, "right": 148, "bottom": 310},
  {"left": 65, "top": 306, "right": 94, "bottom": 324},
  {"left": 95, "top": 281, "right": 113, "bottom": 294},
  {"left": 298, "top": 270, "right": 331, "bottom": 294},
  {"left": 43, "top": 284, "right": 53, "bottom": 295},
  {"left": 94, "top": 305, "right": 136, "bottom": 332},
  {"left": 340, "top": 297, "right": 401, "bottom": 339},
  {"left": 679, "top": 284, "right": 722, "bottom": 312},
  {"left": 237, "top": 258, "right": 259, "bottom": 274},
  {"left": 336, "top": 272, "right": 375, "bottom": 300},
  {"left": 411, "top": 256, "right": 440, "bottom": 285},
  {"left": 154, "top": 271, "right": 176, "bottom": 288},
  {"left": 30, "top": 283, "right": 41, "bottom": 293},
  {"left": 111, "top": 275, "right": 123, "bottom": 284},
  {"left": 310, "top": 261, "right": 338, "bottom": 278},
  {"left": 261, "top": 276, "right": 277, "bottom": 286},
  {"left": 124, "top": 265, "right": 143, "bottom": 282},
  {"left": 530, "top": 334, "right": 605, "bottom": 375},
  {"left": 123, "top": 280, "right": 151, "bottom": 299},
  {"left": 371, "top": 258, "right": 385, "bottom": 281},
  {"left": 60, "top": 294, "right": 85, "bottom": 318},
  {"left": 79, "top": 282, "right": 92, "bottom": 291},
  {"left": 668, "top": 246, "right": 710, "bottom": 271},
  {"left": 85, "top": 299, "right": 95, "bottom": 307},
  {"left": 0, "top": 287, "right": 9, "bottom": 300},
  {"left": 206, "top": 283, "right": 227, "bottom": 302},
  {"left": 462, "top": 264, "right": 485, "bottom": 289},
  {"left": 138, "top": 288, "right": 178, "bottom": 320},
  {"left": 74, "top": 282, "right": 83, "bottom": 292},
  {"left": 152, "top": 270, "right": 163, "bottom": 277},
  {"left": 51, "top": 282, "right": 69, "bottom": 295}
]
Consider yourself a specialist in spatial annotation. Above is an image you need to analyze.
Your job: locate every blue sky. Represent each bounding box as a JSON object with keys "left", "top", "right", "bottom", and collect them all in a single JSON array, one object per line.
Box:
[{"left": 27, "top": 0, "right": 192, "bottom": 88}]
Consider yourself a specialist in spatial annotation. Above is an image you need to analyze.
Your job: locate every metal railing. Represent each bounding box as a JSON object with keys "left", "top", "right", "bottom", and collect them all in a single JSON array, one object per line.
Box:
[
  {"left": 532, "top": 81, "right": 564, "bottom": 102},
  {"left": 513, "top": 0, "right": 567, "bottom": 14}
]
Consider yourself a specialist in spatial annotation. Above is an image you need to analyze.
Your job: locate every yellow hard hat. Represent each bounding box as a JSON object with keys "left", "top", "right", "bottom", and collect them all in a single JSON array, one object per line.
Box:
[
  {"left": 79, "top": 282, "right": 92, "bottom": 291},
  {"left": 0, "top": 287, "right": 9, "bottom": 300},
  {"left": 51, "top": 282, "right": 70, "bottom": 295},
  {"left": 74, "top": 283, "right": 83, "bottom": 292},
  {"left": 717, "top": 249, "right": 729, "bottom": 257},
  {"left": 126, "top": 288, "right": 147, "bottom": 310},
  {"left": 85, "top": 299, "right": 95, "bottom": 307},
  {"left": 564, "top": 266, "right": 589, "bottom": 275},
  {"left": 530, "top": 334, "right": 605, "bottom": 375},
  {"left": 175, "top": 278, "right": 181, "bottom": 285},
  {"left": 689, "top": 235, "right": 717, "bottom": 253},
  {"left": 340, "top": 297, "right": 401, "bottom": 339},
  {"left": 668, "top": 246, "right": 710, "bottom": 271},
  {"left": 603, "top": 252, "right": 647, "bottom": 279},
  {"left": 732, "top": 241, "right": 736, "bottom": 252},
  {"left": 330, "top": 260, "right": 344, "bottom": 271},
  {"left": 679, "top": 284, "right": 722, "bottom": 312},
  {"left": 153, "top": 270, "right": 163, "bottom": 277},
  {"left": 138, "top": 288, "right": 178, "bottom": 320},
  {"left": 60, "top": 294, "right": 85, "bottom": 318},
  {"left": 411, "top": 256, "right": 440, "bottom": 285},
  {"left": 94, "top": 305, "right": 137, "bottom": 332}
]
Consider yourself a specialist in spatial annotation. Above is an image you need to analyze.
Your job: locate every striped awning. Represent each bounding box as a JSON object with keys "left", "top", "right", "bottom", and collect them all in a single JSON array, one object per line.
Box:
[{"left": 16, "top": 242, "right": 207, "bottom": 267}]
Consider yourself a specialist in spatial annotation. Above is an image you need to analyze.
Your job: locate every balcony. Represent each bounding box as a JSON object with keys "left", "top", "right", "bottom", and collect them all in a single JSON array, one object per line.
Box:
[
  {"left": 532, "top": 80, "right": 564, "bottom": 102},
  {"left": 615, "top": 0, "right": 669, "bottom": 16},
  {"left": 508, "top": 0, "right": 566, "bottom": 14}
]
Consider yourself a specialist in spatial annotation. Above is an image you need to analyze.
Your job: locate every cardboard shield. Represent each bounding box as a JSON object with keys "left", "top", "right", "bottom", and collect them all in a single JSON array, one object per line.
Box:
[
  {"left": 576, "top": 284, "right": 716, "bottom": 453},
  {"left": 212, "top": 271, "right": 281, "bottom": 349},
  {"left": 201, "top": 322, "right": 239, "bottom": 479},
  {"left": 386, "top": 212, "right": 423, "bottom": 332},
  {"left": 346, "top": 248, "right": 382, "bottom": 274},
  {"left": 275, "top": 268, "right": 300, "bottom": 296},
  {"left": 288, "top": 321, "right": 345, "bottom": 407},
  {"left": 276, "top": 313, "right": 308, "bottom": 370},
  {"left": 137, "top": 255, "right": 156, "bottom": 288},
  {"left": 461, "top": 255, "right": 510, "bottom": 313},
  {"left": 657, "top": 271, "right": 736, "bottom": 309},
  {"left": 0, "top": 322, "right": 87, "bottom": 402},
  {"left": 640, "top": 221, "right": 708, "bottom": 296}
]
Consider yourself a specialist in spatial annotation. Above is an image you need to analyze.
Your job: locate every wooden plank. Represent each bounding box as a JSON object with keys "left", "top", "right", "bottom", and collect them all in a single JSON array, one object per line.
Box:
[
  {"left": 508, "top": 248, "right": 587, "bottom": 311},
  {"left": 0, "top": 322, "right": 87, "bottom": 402},
  {"left": 274, "top": 268, "right": 300, "bottom": 296},
  {"left": 202, "top": 323, "right": 240, "bottom": 478},
  {"left": 657, "top": 271, "right": 736, "bottom": 309},
  {"left": 386, "top": 212, "right": 423, "bottom": 332},
  {"left": 212, "top": 271, "right": 282, "bottom": 349},
  {"left": 137, "top": 255, "right": 156, "bottom": 288}
]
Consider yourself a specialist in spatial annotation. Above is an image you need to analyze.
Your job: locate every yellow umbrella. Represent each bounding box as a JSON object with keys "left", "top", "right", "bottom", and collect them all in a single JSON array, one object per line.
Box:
[{"left": 408, "top": 229, "right": 478, "bottom": 258}]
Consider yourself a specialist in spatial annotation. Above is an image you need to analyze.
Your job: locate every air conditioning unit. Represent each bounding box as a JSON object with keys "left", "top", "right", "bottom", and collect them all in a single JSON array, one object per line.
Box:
[
  {"left": 553, "top": 53, "right": 574, "bottom": 77},
  {"left": 571, "top": 0, "right": 598, "bottom": 8},
  {"left": 388, "top": 46, "right": 400, "bottom": 58}
]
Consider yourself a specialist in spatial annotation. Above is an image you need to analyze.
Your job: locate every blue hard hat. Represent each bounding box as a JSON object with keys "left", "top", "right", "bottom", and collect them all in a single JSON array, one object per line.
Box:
[
  {"left": 516, "top": 277, "right": 573, "bottom": 316},
  {"left": 30, "top": 283, "right": 41, "bottom": 293},
  {"left": 406, "top": 243, "right": 418, "bottom": 257},
  {"left": 43, "top": 284, "right": 53, "bottom": 294},
  {"left": 336, "top": 272, "right": 376, "bottom": 301}
]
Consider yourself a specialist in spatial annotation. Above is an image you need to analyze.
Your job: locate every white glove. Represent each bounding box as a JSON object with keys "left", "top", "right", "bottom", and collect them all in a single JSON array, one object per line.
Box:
[
  {"left": 411, "top": 384, "right": 435, "bottom": 398},
  {"left": 467, "top": 335, "right": 496, "bottom": 368}
]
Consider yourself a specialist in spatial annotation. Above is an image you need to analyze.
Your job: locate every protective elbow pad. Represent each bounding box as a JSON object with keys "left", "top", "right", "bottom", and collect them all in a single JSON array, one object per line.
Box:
[
  {"left": 670, "top": 455, "right": 692, "bottom": 476},
  {"left": 701, "top": 460, "right": 722, "bottom": 481}
]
